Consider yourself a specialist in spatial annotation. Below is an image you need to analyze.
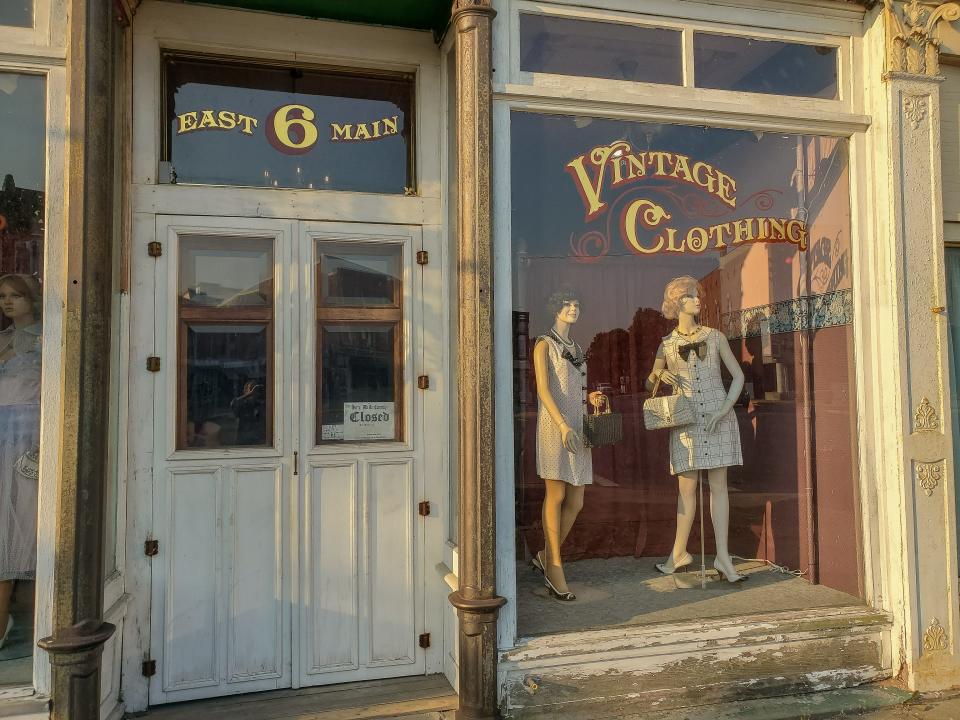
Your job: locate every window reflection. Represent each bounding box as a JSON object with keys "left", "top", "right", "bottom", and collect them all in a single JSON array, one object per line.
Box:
[
  {"left": 0, "top": 72, "right": 44, "bottom": 678},
  {"left": 511, "top": 111, "right": 860, "bottom": 635},
  {"left": 694, "top": 33, "right": 838, "bottom": 99},
  {"left": 520, "top": 14, "right": 682, "bottom": 86},
  {"left": 0, "top": 1, "right": 32, "bottom": 28}
]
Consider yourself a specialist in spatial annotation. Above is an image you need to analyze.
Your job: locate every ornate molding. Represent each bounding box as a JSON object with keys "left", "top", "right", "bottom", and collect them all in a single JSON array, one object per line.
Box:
[
  {"left": 914, "top": 397, "right": 940, "bottom": 431},
  {"left": 917, "top": 460, "right": 944, "bottom": 496},
  {"left": 452, "top": 0, "right": 495, "bottom": 13},
  {"left": 904, "top": 94, "right": 929, "bottom": 128},
  {"left": 924, "top": 617, "right": 949, "bottom": 652},
  {"left": 884, "top": 0, "right": 960, "bottom": 77}
]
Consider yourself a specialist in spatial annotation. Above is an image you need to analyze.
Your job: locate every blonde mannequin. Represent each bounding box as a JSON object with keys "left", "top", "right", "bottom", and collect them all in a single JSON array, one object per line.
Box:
[{"left": 646, "top": 276, "right": 746, "bottom": 583}]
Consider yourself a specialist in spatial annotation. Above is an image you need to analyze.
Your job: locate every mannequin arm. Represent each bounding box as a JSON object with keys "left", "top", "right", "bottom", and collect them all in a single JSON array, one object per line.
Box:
[
  {"left": 705, "top": 332, "right": 745, "bottom": 433},
  {"left": 645, "top": 344, "right": 679, "bottom": 390},
  {"left": 533, "top": 339, "right": 581, "bottom": 453}
]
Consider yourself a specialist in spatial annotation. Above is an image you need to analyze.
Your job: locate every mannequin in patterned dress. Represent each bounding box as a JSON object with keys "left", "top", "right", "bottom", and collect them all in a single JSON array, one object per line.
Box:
[
  {"left": 532, "top": 290, "right": 602, "bottom": 600},
  {"left": 0, "top": 275, "right": 42, "bottom": 647},
  {"left": 646, "top": 276, "right": 746, "bottom": 583}
]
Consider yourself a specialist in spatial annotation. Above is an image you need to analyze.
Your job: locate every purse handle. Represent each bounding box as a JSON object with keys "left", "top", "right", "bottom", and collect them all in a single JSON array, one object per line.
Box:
[
  {"left": 589, "top": 392, "right": 611, "bottom": 416},
  {"left": 649, "top": 372, "right": 679, "bottom": 398}
]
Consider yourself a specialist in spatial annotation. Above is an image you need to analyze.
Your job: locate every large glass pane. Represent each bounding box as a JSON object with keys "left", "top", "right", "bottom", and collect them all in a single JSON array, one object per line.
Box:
[
  {"left": 179, "top": 236, "right": 273, "bottom": 308},
  {"left": 520, "top": 13, "right": 682, "bottom": 86},
  {"left": 318, "top": 325, "right": 399, "bottom": 443},
  {"left": 183, "top": 324, "right": 270, "bottom": 449},
  {"left": 0, "top": 2, "right": 32, "bottom": 28},
  {"left": 511, "top": 111, "right": 859, "bottom": 636},
  {"left": 694, "top": 33, "right": 838, "bottom": 99},
  {"left": 0, "top": 72, "right": 45, "bottom": 684},
  {"left": 946, "top": 247, "right": 960, "bottom": 567},
  {"left": 164, "top": 55, "right": 414, "bottom": 193},
  {"left": 317, "top": 243, "right": 400, "bottom": 308}
]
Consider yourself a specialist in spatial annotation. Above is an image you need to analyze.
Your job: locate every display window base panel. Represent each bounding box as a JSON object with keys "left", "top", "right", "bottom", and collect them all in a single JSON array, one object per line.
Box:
[{"left": 498, "top": 606, "right": 892, "bottom": 719}]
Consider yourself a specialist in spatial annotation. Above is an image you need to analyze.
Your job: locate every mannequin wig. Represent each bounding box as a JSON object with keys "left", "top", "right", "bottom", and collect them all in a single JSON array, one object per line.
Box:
[
  {"left": 661, "top": 275, "right": 703, "bottom": 320},
  {"left": 546, "top": 287, "right": 582, "bottom": 318},
  {"left": 0, "top": 273, "right": 42, "bottom": 320}
]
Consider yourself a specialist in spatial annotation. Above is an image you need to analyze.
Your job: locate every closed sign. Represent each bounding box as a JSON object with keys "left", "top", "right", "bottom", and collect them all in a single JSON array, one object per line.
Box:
[{"left": 344, "top": 402, "right": 395, "bottom": 441}]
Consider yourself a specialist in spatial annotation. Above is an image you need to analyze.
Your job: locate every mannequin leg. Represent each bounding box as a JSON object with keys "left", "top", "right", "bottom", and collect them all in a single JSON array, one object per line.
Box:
[
  {"left": 661, "top": 472, "right": 697, "bottom": 571},
  {"left": 559, "top": 484, "right": 585, "bottom": 546},
  {"left": 541, "top": 479, "right": 571, "bottom": 594},
  {"left": 0, "top": 581, "right": 12, "bottom": 641},
  {"left": 708, "top": 468, "right": 740, "bottom": 578}
]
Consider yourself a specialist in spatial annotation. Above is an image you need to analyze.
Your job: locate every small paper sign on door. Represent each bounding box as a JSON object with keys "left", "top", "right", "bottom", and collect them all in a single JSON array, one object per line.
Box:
[{"left": 343, "top": 402, "right": 395, "bottom": 441}]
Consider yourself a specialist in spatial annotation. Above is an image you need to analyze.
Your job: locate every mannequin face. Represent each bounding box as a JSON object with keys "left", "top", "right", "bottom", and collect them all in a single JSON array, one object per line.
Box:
[
  {"left": 678, "top": 291, "right": 701, "bottom": 318},
  {"left": 0, "top": 284, "right": 33, "bottom": 324},
  {"left": 555, "top": 299, "right": 581, "bottom": 325}
]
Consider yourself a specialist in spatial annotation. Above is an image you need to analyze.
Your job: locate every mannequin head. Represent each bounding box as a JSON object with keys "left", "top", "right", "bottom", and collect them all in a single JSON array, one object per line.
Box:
[
  {"left": 0, "top": 274, "right": 41, "bottom": 327},
  {"left": 547, "top": 288, "right": 581, "bottom": 327},
  {"left": 661, "top": 276, "right": 703, "bottom": 321}
]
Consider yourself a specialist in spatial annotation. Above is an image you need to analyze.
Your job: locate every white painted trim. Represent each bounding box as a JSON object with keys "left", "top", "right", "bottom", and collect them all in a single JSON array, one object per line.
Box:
[{"left": 0, "top": 0, "right": 60, "bottom": 59}]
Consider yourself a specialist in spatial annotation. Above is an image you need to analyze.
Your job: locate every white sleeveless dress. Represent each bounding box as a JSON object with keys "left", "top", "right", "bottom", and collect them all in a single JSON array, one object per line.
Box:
[
  {"left": 535, "top": 334, "right": 593, "bottom": 486},
  {"left": 662, "top": 327, "right": 742, "bottom": 475}
]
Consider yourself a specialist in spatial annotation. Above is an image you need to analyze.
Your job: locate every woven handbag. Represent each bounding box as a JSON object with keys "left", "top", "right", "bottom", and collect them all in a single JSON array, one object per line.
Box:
[
  {"left": 582, "top": 394, "right": 623, "bottom": 448},
  {"left": 643, "top": 375, "right": 694, "bottom": 430}
]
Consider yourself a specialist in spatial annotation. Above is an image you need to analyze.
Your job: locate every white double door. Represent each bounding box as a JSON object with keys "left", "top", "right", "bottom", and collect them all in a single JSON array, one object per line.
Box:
[{"left": 148, "top": 216, "right": 427, "bottom": 704}]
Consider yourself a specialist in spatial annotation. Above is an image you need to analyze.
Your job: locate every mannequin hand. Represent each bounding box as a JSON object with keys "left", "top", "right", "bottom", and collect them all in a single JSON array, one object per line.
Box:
[
  {"left": 657, "top": 370, "right": 680, "bottom": 387},
  {"left": 705, "top": 408, "right": 730, "bottom": 434},
  {"left": 560, "top": 424, "right": 582, "bottom": 453}
]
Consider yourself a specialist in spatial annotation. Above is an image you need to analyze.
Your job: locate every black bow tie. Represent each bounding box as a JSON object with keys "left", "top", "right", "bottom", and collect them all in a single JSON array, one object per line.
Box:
[{"left": 679, "top": 341, "right": 706, "bottom": 362}]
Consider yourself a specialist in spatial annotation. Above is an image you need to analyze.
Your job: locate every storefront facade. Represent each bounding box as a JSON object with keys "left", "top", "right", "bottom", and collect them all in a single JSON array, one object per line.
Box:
[{"left": 5, "top": 0, "right": 960, "bottom": 718}]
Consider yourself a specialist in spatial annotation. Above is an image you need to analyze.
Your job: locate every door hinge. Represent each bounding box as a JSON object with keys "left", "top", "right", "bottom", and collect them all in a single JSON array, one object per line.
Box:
[
  {"left": 416, "top": 250, "right": 428, "bottom": 265},
  {"left": 417, "top": 375, "right": 429, "bottom": 390},
  {"left": 419, "top": 632, "right": 431, "bottom": 649},
  {"left": 145, "top": 539, "right": 159, "bottom": 557},
  {"left": 142, "top": 659, "right": 157, "bottom": 677},
  {"left": 148, "top": 241, "right": 162, "bottom": 257},
  {"left": 418, "top": 500, "right": 431, "bottom": 517},
  {"left": 146, "top": 356, "right": 161, "bottom": 372}
]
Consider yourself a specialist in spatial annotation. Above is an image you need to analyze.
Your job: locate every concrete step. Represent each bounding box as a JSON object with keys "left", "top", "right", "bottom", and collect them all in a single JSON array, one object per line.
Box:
[
  {"left": 499, "top": 606, "right": 893, "bottom": 718},
  {"left": 640, "top": 686, "right": 914, "bottom": 720}
]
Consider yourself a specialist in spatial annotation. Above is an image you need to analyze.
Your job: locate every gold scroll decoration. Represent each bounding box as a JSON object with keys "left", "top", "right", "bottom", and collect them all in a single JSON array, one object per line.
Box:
[
  {"left": 915, "top": 397, "right": 940, "bottom": 432},
  {"left": 924, "top": 617, "right": 949, "bottom": 652},
  {"left": 917, "top": 460, "right": 944, "bottom": 496},
  {"left": 884, "top": 0, "right": 960, "bottom": 77}
]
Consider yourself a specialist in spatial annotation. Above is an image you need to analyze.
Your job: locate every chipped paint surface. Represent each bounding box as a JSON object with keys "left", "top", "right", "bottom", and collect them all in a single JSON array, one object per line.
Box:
[{"left": 498, "top": 608, "right": 893, "bottom": 717}]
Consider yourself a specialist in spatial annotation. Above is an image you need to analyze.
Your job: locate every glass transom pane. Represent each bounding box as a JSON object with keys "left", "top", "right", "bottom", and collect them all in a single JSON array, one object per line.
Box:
[
  {"left": 179, "top": 235, "right": 273, "bottom": 308},
  {"left": 694, "top": 33, "right": 838, "bottom": 99},
  {"left": 0, "top": 1, "right": 32, "bottom": 27},
  {"left": 519, "top": 13, "right": 682, "bottom": 86}
]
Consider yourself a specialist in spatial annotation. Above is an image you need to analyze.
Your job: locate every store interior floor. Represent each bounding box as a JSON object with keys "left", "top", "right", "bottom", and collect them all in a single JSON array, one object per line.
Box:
[
  {"left": 0, "top": 581, "right": 35, "bottom": 687},
  {"left": 516, "top": 556, "right": 863, "bottom": 637}
]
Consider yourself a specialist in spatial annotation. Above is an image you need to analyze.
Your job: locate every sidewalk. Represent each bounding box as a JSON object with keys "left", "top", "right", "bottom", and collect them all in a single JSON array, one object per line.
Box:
[{"left": 858, "top": 692, "right": 960, "bottom": 719}]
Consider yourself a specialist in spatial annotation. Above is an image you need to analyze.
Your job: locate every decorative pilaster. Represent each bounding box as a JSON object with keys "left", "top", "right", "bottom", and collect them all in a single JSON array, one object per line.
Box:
[
  {"left": 36, "top": 0, "right": 118, "bottom": 716},
  {"left": 446, "top": 1, "right": 506, "bottom": 718},
  {"left": 877, "top": 0, "right": 960, "bottom": 691}
]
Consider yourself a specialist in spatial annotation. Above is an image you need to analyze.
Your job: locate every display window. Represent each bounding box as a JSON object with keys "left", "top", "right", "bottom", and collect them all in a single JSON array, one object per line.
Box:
[
  {"left": 0, "top": 71, "right": 45, "bottom": 684},
  {"left": 0, "top": 2, "right": 32, "bottom": 29},
  {"left": 510, "top": 110, "right": 861, "bottom": 635},
  {"left": 162, "top": 54, "right": 415, "bottom": 193}
]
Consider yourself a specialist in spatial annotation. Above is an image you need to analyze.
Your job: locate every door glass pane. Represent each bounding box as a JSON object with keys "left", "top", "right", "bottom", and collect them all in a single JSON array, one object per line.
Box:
[
  {"left": 694, "top": 33, "right": 838, "bottom": 99},
  {"left": 0, "top": 1, "right": 32, "bottom": 28},
  {"left": 318, "top": 325, "right": 399, "bottom": 443},
  {"left": 0, "top": 71, "right": 45, "bottom": 685},
  {"left": 180, "top": 236, "right": 272, "bottom": 307},
  {"left": 318, "top": 243, "right": 400, "bottom": 308},
  {"left": 163, "top": 54, "right": 414, "bottom": 193},
  {"left": 184, "top": 324, "right": 271, "bottom": 448},
  {"left": 519, "top": 13, "right": 682, "bottom": 86}
]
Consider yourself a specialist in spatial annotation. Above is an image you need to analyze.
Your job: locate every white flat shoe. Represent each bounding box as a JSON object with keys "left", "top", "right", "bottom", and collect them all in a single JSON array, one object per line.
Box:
[{"left": 0, "top": 616, "right": 13, "bottom": 650}]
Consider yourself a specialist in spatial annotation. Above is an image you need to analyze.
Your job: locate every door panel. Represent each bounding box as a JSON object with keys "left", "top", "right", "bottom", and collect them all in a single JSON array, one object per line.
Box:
[{"left": 303, "top": 461, "right": 360, "bottom": 676}]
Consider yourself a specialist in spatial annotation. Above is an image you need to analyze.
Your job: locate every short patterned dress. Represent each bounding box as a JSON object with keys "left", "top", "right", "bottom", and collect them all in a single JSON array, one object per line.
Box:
[
  {"left": 535, "top": 333, "right": 593, "bottom": 487},
  {"left": 662, "top": 327, "right": 742, "bottom": 475}
]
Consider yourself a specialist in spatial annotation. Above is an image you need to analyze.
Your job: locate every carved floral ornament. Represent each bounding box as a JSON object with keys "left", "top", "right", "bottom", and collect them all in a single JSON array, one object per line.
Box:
[
  {"left": 924, "top": 617, "right": 949, "bottom": 652},
  {"left": 916, "top": 460, "right": 944, "bottom": 496},
  {"left": 884, "top": 0, "right": 960, "bottom": 77},
  {"left": 904, "top": 94, "right": 929, "bottom": 128},
  {"left": 914, "top": 396, "right": 940, "bottom": 431}
]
